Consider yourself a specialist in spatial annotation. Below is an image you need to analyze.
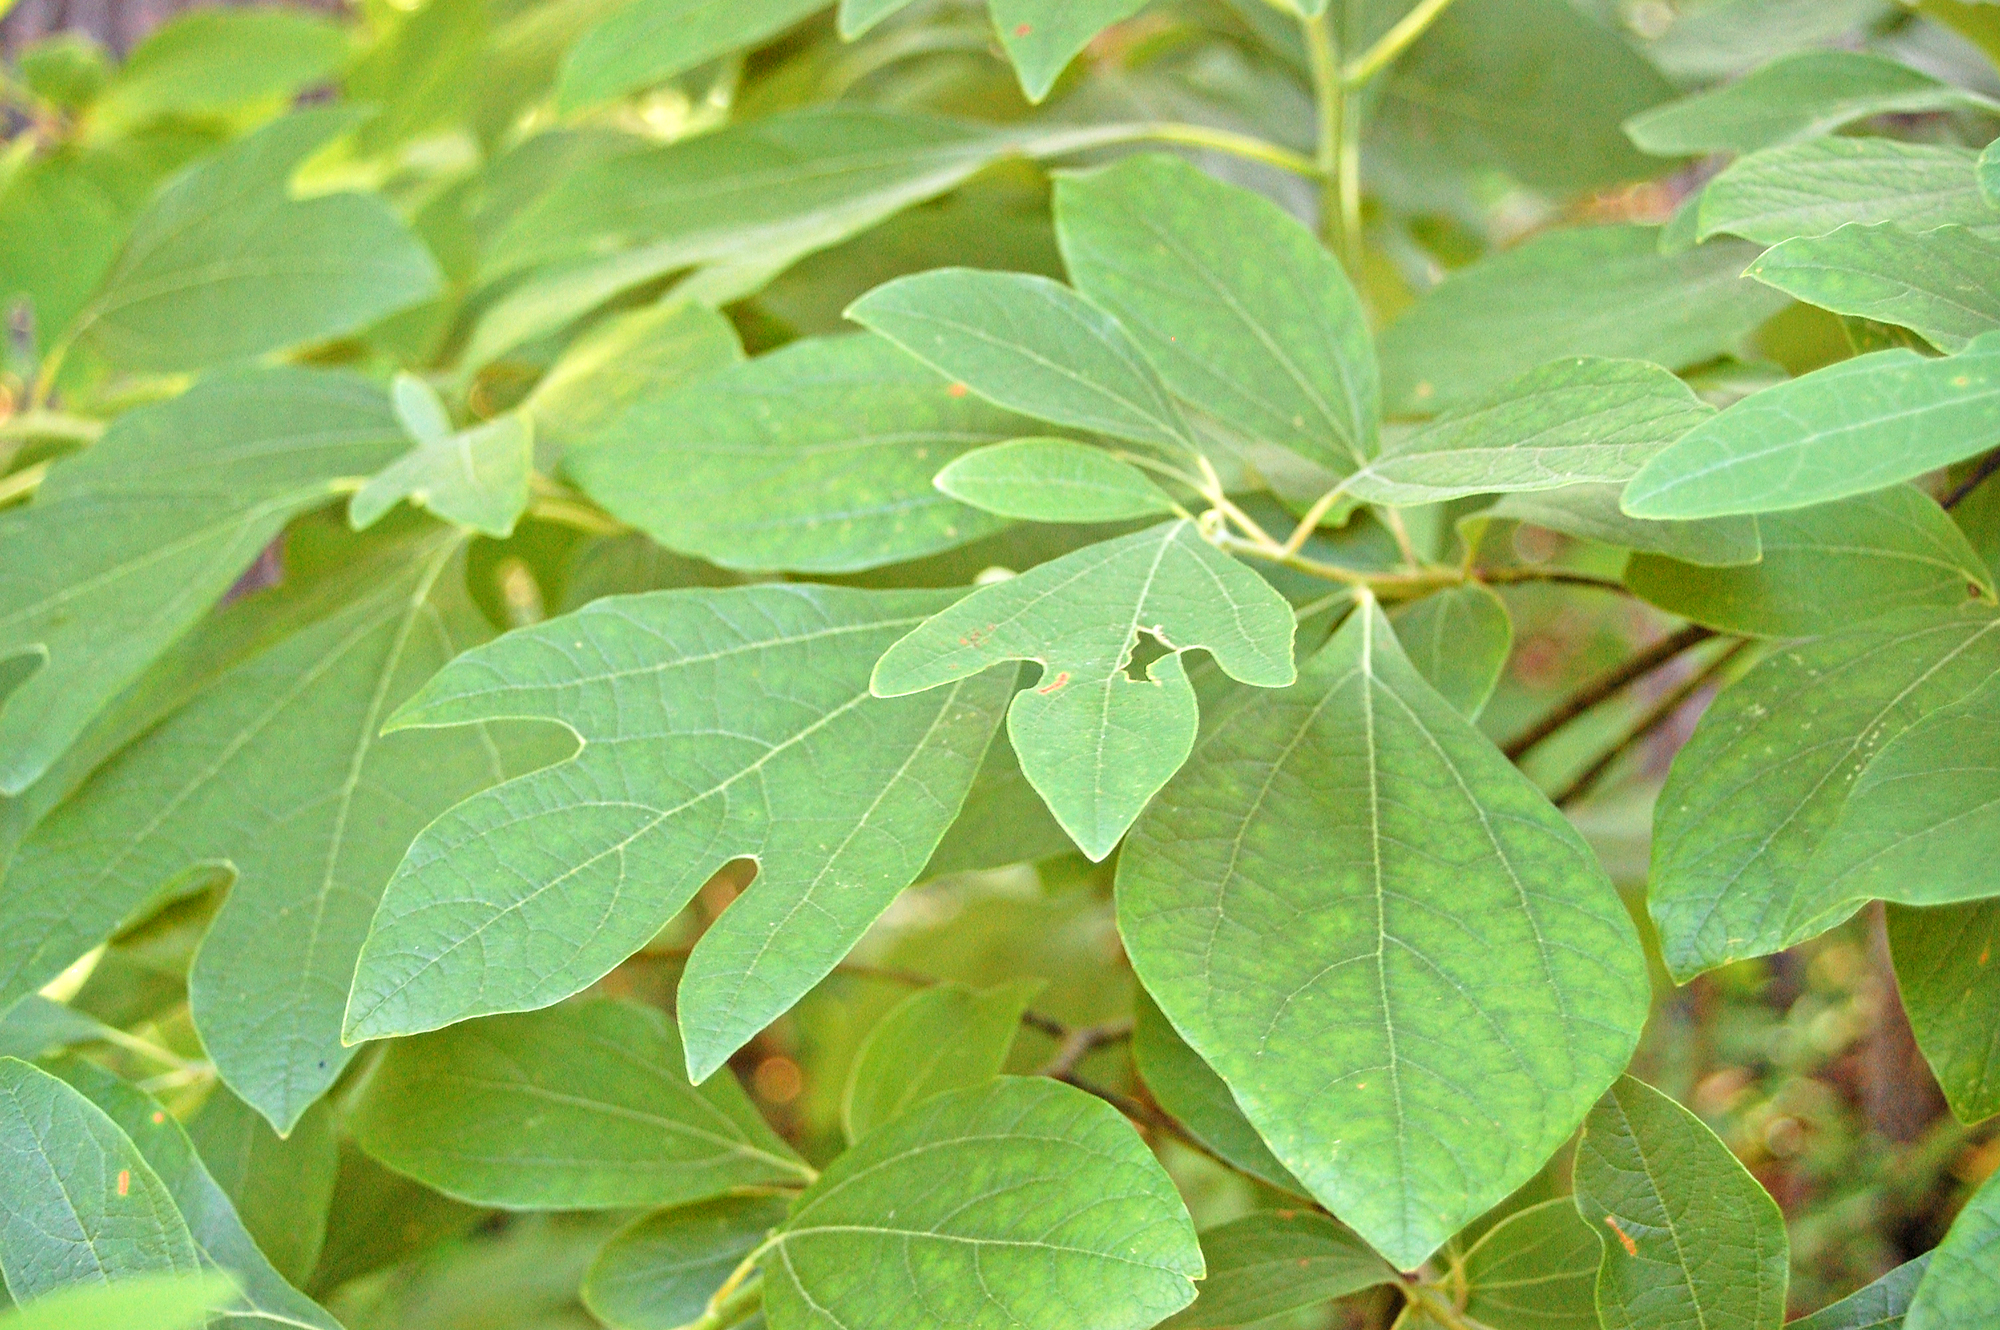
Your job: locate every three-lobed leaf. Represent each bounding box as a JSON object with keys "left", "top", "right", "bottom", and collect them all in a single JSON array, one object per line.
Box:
[
  {"left": 344, "top": 584, "right": 1010, "bottom": 1083},
  {"left": 1118, "top": 601, "right": 1649, "bottom": 1269},
  {"left": 760, "top": 1077, "right": 1202, "bottom": 1330},
  {"left": 870, "top": 520, "right": 1296, "bottom": 860},
  {"left": 349, "top": 1000, "right": 812, "bottom": 1209},
  {"left": 1572, "top": 1076, "right": 1789, "bottom": 1330}
]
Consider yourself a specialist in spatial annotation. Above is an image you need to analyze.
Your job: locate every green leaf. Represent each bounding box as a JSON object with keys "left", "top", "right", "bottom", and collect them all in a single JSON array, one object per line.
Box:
[
  {"left": 1745, "top": 223, "right": 2000, "bottom": 353},
  {"left": 0, "top": 528, "right": 542, "bottom": 1131},
  {"left": 1130, "top": 990, "right": 1305, "bottom": 1196},
  {"left": 837, "top": 0, "right": 917, "bottom": 38},
  {"left": 1371, "top": 0, "right": 1673, "bottom": 196},
  {"left": 555, "top": 0, "right": 827, "bottom": 112},
  {"left": 46, "top": 1055, "right": 342, "bottom": 1330},
  {"left": 524, "top": 298, "right": 743, "bottom": 455},
  {"left": 350, "top": 1000, "right": 811, "bottom": 1208},
  {"left": 1792, "top": 1255, "right": 1929, "bottom": 1330},
  {"left": 987, "top": 0, "right": 1145, "bottom": 101},
  {"left": 849, "top": 268, "right": 1200, "bottom": 455},
  {"left": 1162, "top": 1209, "right": 1395, "bottom": 1330},
  {"left": 186, "top": 1087, "right": 338, "bottom": 1288},
  {"left": 1623, "top": 333, "right": 2000, "bottom": 519},
  {"left": 842, "top": 980, "right": 1039, "bottom": 1141},
  {"left": 1906, "top": 1168, "right": 2000, "bottom": 1329},
  {"left": 1889, "top": 901, "right": 2000, "bottom": 1125},
  {"left": 1983, "top": 136, "right": 2000, "bottom": 209},
  {"left": 92, "top": 7, "right": 349, "bottom": 127},
  {"left": 472, "top": 108, "right": 1031, "bottom": 365},
  {"left": 0, "top": 1273, "right": 237, "bottom": 1330},
  {"left": 760, "top": 1077, "right": 1201, "bottom": 1330},
  {"left": 1573, "top": 1077, "right": 1788, "bottom": 1330},
  {"left": 1647, "top": 604, "right": 2000, "bottom": 982},
  {"left": 583, "top": 1195, "right": 792, "bottom": 1330},
  {"left": 917, "top": 715, "right": 1076, "bottom": 877},
  {"left": 1624, "top": 51, "right": 1997, "bottom": 157},
  {"left": 1798, "top": 670, "right": 2000, "bottom": 925},
  {"left": 350, "top": 412, "right": 534, "bottom": 539},
  {"left": 0, "top": 998, "right": 110, "bottom": 1063},
  {"left": 344, "top": 585, "right": 1011, "bottom": 1083},
  {"left": 870, "top": 520, "right": 1296, "bottom": 860},
  {"left": 0, "top": 1058, "right": 200, "bottom": 1301},
  {"left": 1629, "top": 486, "right": 1993, "bottom": 637},
  {"left": 933, "top": 439, "right": 1176, "bottom": 523},
  {"left": 70, "top": 108, "right": 442, "bottom": 372},
  {"left": 0, "top": 367, "right": 403, "bottom": 799},
  {"left": 1389, "top": 584, "right": 1512, "bottom": 721},
  {"left": 1458, "top": 1199, "right": 1601, "bottom": 1330},
  {"left": 1697, "top": 139, "right": 1995, "bottom": 247},
  {"left": 568, "top": 334, "right": 1015, "bottom": 573},
  {"left": 1482, "top": 485, "right": 1763, "bottom": 567},
  {"left": 1118, "top": 603, "right": 1649, "bottom": 1269},
  {"left": 1053, "top": 153, "right": 1378, "bottom": 473},
  {"left": 1350, "top": 358, "right": 1714, "bottom": 506},
  {"left": 1377, "top": 226, "right": 1787, "bottom": 414}
]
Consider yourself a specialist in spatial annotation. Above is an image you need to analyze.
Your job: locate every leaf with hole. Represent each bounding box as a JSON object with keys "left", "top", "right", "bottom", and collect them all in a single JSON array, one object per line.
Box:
[
  {"left": 1118, "top": 602, "right": 1649, "bottom": 1269},
  {"left": 871, "top": 520, "right": 1296, "bottom": 860},
  {"left": 344, "top": 584, "right": 1010, "bottom": 1083}
]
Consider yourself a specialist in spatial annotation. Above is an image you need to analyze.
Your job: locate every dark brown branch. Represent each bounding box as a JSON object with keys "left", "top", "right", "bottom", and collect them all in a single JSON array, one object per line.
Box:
[
  {"left": 1943, "top": 449, "right": 2000, "bottom": 510},
  {"left": 1502, "top": 624, "right": 1716, "bottom": 762},
  {"left": 1552, "top": 639, "right": 1752, "bottom": 807},
  {"left": 1037, "top": 1020, "right": 1136, "bottom": 1079}
]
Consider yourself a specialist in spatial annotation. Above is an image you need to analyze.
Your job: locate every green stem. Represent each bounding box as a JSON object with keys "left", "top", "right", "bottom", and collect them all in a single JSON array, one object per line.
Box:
[
  {"left": 1403, "top": 1282, "right": 1497, "bottom": 1330},
  {"left": 0, "top": 410, "right": 104, "bottom": 444},
  {"left": 1303, "top": 13, "right": 1352, "bottom": 262},
  {"left": 687, "top": 1263, "right": 765, "bottom": 1330},
  {"left": 1342, "top": 0, "right": 1462, "bottom": 85},
  {"left": 1032, "top": 121, "right": 1322, "bottom": 179}
]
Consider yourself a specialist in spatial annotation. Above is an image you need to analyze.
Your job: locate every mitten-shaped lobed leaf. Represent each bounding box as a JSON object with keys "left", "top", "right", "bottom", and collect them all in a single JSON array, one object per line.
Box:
[
  {"left": 344, "top": 584, "right": 1010, "bottom": 1082},
  {"left": 1118, "top": 601, "right": 1648, "bottom": 1269},
  {"left": 1573, "top": 1076, "right": 1789, "bottom": 1330},
  {"left": 870, "top": 520, "right": 1296, "bottom": 860},
  {"left": 760, "top": 1077, "right": 1202, "bottom": 1330}
]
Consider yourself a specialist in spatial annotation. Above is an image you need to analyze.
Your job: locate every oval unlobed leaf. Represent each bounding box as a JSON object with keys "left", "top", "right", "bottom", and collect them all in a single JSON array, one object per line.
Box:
[
  {"left": 0, "top": 1058, "right": 200, "bottom": 1301},
  {"left": 344, "top": 584, "right": 1011, "bottom": 1084},
  {"left": 1888, "top": 900, "right": 2000, "bottom": 1126},
  {"left": 1793, "top": 1255, "right": 1929, "bottom": 1330},
  {"left": 1388, "top": 583, "right": 1512, "bottom": 721},
  {"left": 0, "top": 1272, "right": 238, "bottom": 1330},
  {"left": 933, "top": 439, "right": 1177, "bottom": 523},
  {"left": 1906, "top": 1168, "right": 2000, "bottom": 1329},
  {"left": 1459, "top": 1198, "right": 1600, "bottom": 1330},
  {"left": 847, "top": 267, "right": 1200, "bottom": 455},
  {"left": 1573, "top": 1076, "right": 1788, "bottom": 1330},
  {"left": 841, "top": 979, "right": 1039, "bottom": 1142},
  {"left": 1648, "top": 604, "right": 2000, "bottom": 982},
  {"left": 349, "top": 1000, "right": 812, "bottom": 1209},
  {"left": 525, "top": 298, "right": 744, "bottom": 456},
  {"left": 0, "top": 367, "right": 404, "bottom": 799},
  {"left": 1161, "top": 1209, "right": 1395, "bottom": 1330},
  {"left": 1377, "top": 225, "right": 1786, "bottom": 414},
  {"left": 1482, "top": 484, "right": 1763, "bottom": 567},
  {"left": 1130, "top": 991, "right": 1305, "bottom": 1197},
  {"left": 760, "top": 1077, "right": 1202, "bottom": 1330},
  {"left": 1623, "top": 332, "right": 2000, "bottom": 520},
  {"left": 989, "top": 0, "right": 1146, "bottom": 102},
  {"left": 583, "top": 1195, "right": 792, "bottom": 1330},
  {"left": 1054, "top": 152, "right": 1378, "bottom": 473},
  {"left": 1625, "top": 50, "right": 1995, "bottom": 158},
  {"left": 555, "top": 0, "right": 827, "bottom": 112},
  {"left": 1746, "top": 223, "right": 2000, "bottom": 354},
  {"left": 1118, "top": 602, "right": 1649, "bottom": 1270},
  {"left": 870, "top": 520, "right": 1297, "bottom": 860},
  {"left": 186, "top": 1087, "right": 337, "bottom": 1290},
  {"left": 568, "top": 334, "right": 1016, "bottom": 573},
  {"left": 1350, "top": 356, "right": 1713, "bottom": 506},
  {"left": 1697, "top": 138, "right": 1996, "bottom": 247},
  {"left": 72, "top": 107, "right": 442, "bottom": 372},
  {"left": 1627, "top": 485, "right": 1994, "bottom": 638}
]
